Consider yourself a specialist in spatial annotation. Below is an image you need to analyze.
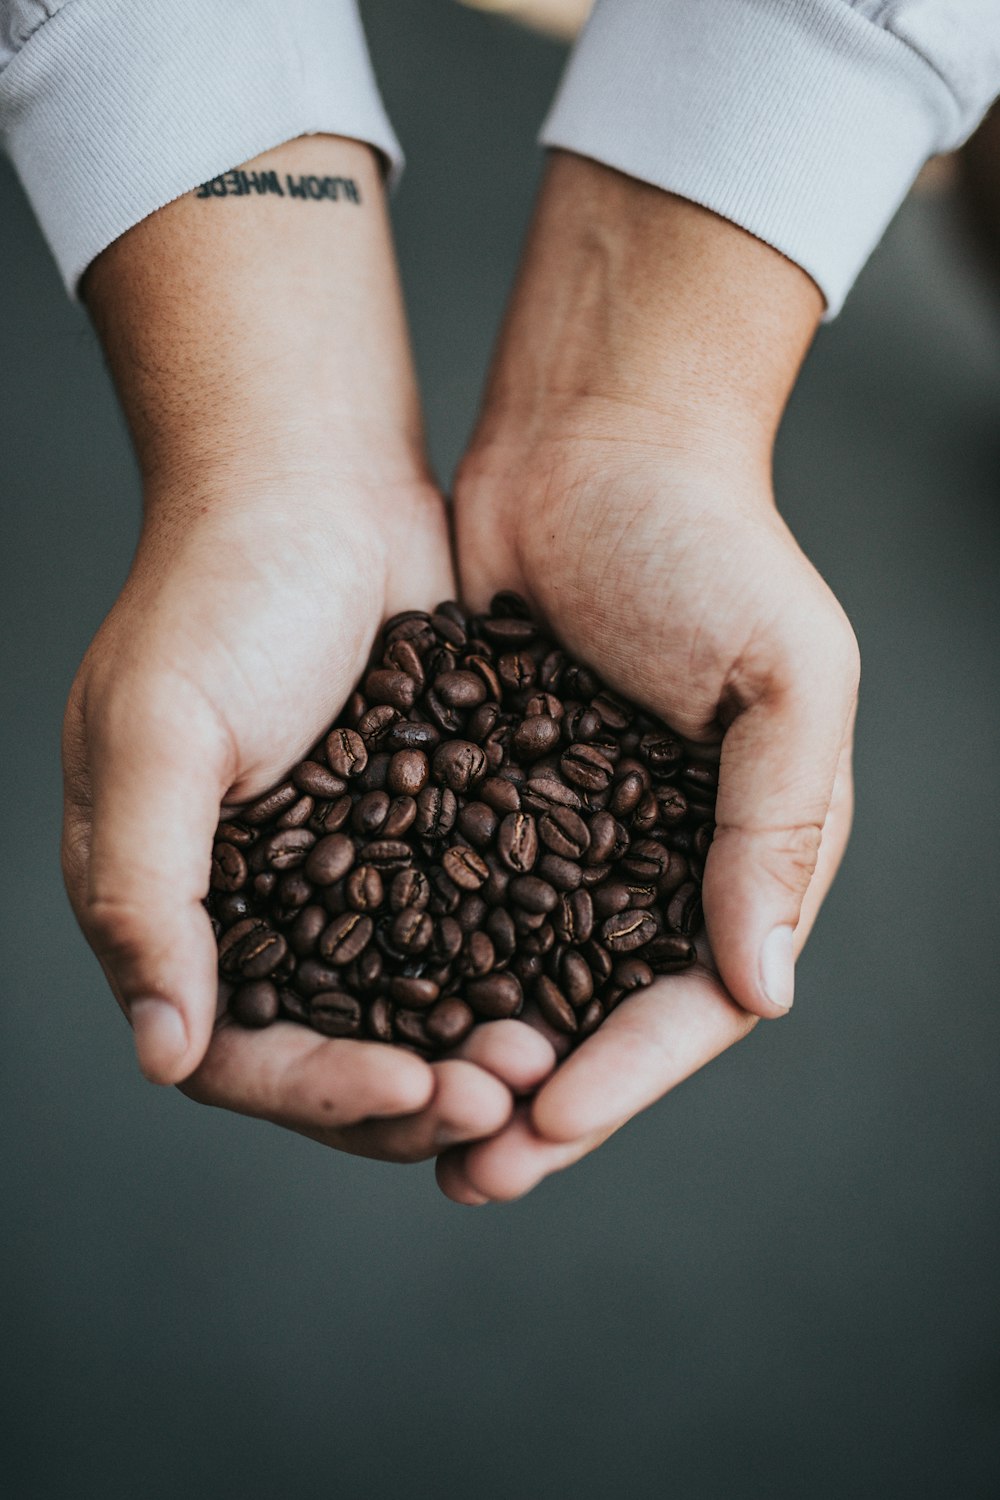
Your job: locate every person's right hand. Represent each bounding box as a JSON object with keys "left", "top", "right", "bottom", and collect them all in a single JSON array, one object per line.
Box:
[{"left": 60, "top": 135, "right": 557, "bottom": 1162}]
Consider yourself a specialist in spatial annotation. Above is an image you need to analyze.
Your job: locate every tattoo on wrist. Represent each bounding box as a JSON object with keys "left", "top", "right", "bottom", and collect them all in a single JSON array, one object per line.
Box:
[{"left": 194, "top": 169, "right": 362, "bottom": 204}]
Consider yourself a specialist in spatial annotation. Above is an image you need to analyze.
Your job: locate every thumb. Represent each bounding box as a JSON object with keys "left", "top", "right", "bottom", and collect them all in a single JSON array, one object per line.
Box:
[
  {"left": 702, "top": 627, "right": 859, "bottom": 1019},
  {"left": 67, "top": 674, "right": 231, "bottom": 1084}
]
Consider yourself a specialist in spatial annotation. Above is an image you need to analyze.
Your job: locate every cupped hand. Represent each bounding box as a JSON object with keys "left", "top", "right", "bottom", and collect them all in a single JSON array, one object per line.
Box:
[
  {"left": 62, "top": 471, "right": 555, "bottom": 1161},
  {"left": 442, "top": 426, "right": 858, "bottom": 1201}
]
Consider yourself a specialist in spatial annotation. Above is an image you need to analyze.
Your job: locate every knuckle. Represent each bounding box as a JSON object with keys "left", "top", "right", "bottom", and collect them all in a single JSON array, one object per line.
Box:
[{"left": 760, "top": 822, "right": 823, "bottom": 898}]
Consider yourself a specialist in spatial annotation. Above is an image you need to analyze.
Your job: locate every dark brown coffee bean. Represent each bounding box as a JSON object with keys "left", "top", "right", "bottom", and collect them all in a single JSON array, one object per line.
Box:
[
  {"left": 586, "top": 811, "right": 629, "bottom": 864},
  {"left": 389, "top": 976, "right": 440, "bottom": 1008},
  {"left": 356, "top": 751, "right": 390, "bottom": 792},
  {"left": 682, "top": 763, "right": 719, "bottom": 805},
  {"left": 524, "top": 691, "right": 564, "bottom": 720},
  {"left": 562, "top": 705, "right": 602, "bottom": 743},
  {"left": 692, "top": 822, "right": 715, "bottom": 860},
  {"left": 481, "top": 616, "right": 537, "bottom": 647},
  {"left": 387, "top": 749, "right": 429, "bottom": 797},
  {"left": 295, "top": 959, "right": 344, "bottom": 996},
  {"left": 535, "top": 976, "right": 578, "bottom": 1034},
  {"left": 357, "top": 703, "right": 400, "bottom": 745},
  {"left": 364, "top": 669, "right": 418, "bottom": 714},
  {"left": 311, "top": 794, "right": 352, "bottom": 834},
  {"left": 642, "top": 935, "right": 697, "bottom": 972},
  {"left": 275, "top": 869, "right": 312, "bottom": 912},
  {"left": 304, "top": 832, "right": 354, "bottom": 885},
  {"left": 456, "top": 893, "right": 489, "bottom": 933},
  {"left": 432, "top": 740, "right": 488, "bottom": 794},
  {"left": 609, "top": 771, "right": 644, "bottom": 817},
  {"left": 591, "top": 690, "right": 631, "bottom": 730},
  {"left": 242, "top": 781, "right": 298, "bottom": 825},
  {"left": 210, "top": 842, "right": 247, "bottom": 891},
  {"left": 276, "top": 794, "right": 315, "bottom": 829},
  {"left": 497, "top": 650, "right": 536, "bottom": 693},
  {"left": 456, "top": 801, "right": 497, "bottom": 848},
  {"left": 442, "top": 844, "right": 490, "bottom": 891},
  {"left": 238, "top": 928, "right": 288, "bottom": 979},
  {"left": 384, "top": 609, "right": 433, "bottom": 648},
  {"left": 214, "top": 892, "right": 251, "bottom": 926},
  {"left": 361, "top": 839, "right": 414, "bottom": 872},
  {"left": 390, "top": 868, "right": 430, "bottom": 912},
  {"left": 215, "top": 820, "right": 254, "bottom": 847},
  {"left": 640, "top": 730, "right": 684, "bottom": 777},
  {"left": 346, "top": 865, "right": 384, "bottom": 913},
  {"left": 497, "top": 811, "right": 539, "bottom": 873},
  {"left": 467, "top": 972, "right": 524, "bottom": 1019},
  {"left": 657, "top": 851, "right": 690, "bottom": 898},
  {"left": 466, "top": 655, "right": 502, "bottom": 702},
  {"left": 512, "top": 715, "right": 561, "bottom": 762},
  {"left": 293, "top": 760, "right": 348, "bottom": 798},
  {"left": 352, "top": 790, "right": 390, "bottom": 836},
  {"left": 382, "top": 795, "right": 418, "bottom": 839},
  {"left": 509, "top": 875, "right": 558, "bottom": 914},
  {"left": 656, "top": 785, "right": 689, "bottom": 825},
  {"left": 415, "top": 784, "right": 458, "bottom": 838},
  {"left": 539, "top": 648, "right": 566, "bottom": 690},
  {"left": 390, "top": 906, "right": 434, "bottom": 953},
  {"left": 578, "top": 998, "right": 605, "bottom": 1038},
  {"left": 310, "top": 991, "right": 362, "bottom": 1037},
  {"left": 521, "top": 921, "right": 555, "bottom": 956},
  {"left": 366, "top": 995, "right": 394, "bottom": 1042},
  {"left": 230, "top": 980, "right": 280, "bottom": 1028},
  {"left": 384, "top": 637, "right": 425, "bottom": 690},
  {"left": 591, "top": 882, "right": 632, "bottom": 920},
  {"left": 537, "top": 853, "right": 582, "bottom": 891},
  {"left": 386, "top": 718, "right": 439, "bottom": 752},
  {"left": 260, "top": 827, "right": 316, "bottom": 872},
  {"left": 430, "top": 915, "right": 463, "bottom": 964},
  {"left": 666, "top": 882, "right": 702, "bottom": 936},
  {"left": 423, "top": 688, "right": 462, "bottom": 735},
  {"left": 427, "top": 867, "right": 461, "bottom": 915},
  {"left": 457, "top": 930, "right": 496, "bottom": 978},
  {"left": 485, "top": 907, "right": 517, "bottom": 962},
  {"left": 522, "top": 775, "right": 583, "bottom": 814},
  {"left": 510, "top": 952, "right": 543, "bottom": 985},
  {"left": 480, "top": 775, "right": 521, "bottom": 815},
  {"left": 537, "top": 805, "right": 590, "bottom": 859},
  {"left": 253, "top": 871, "right": 277, "bottom": 899},
  {"left": 434, "top": 670, "right": 487, "bottom": 709},
  {"left": 621, "top": 838, "right": 671, "bottom": 880},
  {"left": 218, "top": 917, "right": 268, "bottom": 974},
  {"left": 563, "top": 662, "right": 600, "bottom": 699},
  {"left": 612, "top": 956, "right": 654, "bottom": 991},
  {"left": 560, "top": 949, "right": 594, "bottom": 1007},
  {"left": 602, "top": 909, "right": 657, "bottom": 953},
  {"left": 431, "top": 610, "right": 468, "bottom": 648},
  {"left": 553, "top": 888, "right": 594, "bottom": 945},
  {"left": 513, "top": 906, "right": 547, "bottom": 935},
  {"left": 319, "top": 912, "right": 373, "bottom": 965},
  {"left": 288, "top": 903, "right": 328, "bottom": 956},
  {"left": 343, "top": 691, "right": 367, "bottom": 725},
  {"left": 561, "top": 743, "right": 614, "bottom": 793},
  {"left": 325, "top": 727, "right": 368, "bottom": 780},
  {"left": 425, "top": 998, "right": 475, "bottom": 1048},
  {"left": 394, "top": 1008, "right": 432, "bottom": 1050}
]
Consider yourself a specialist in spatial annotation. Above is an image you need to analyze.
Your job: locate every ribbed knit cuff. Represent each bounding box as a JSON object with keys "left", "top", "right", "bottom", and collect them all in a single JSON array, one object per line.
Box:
[
  {"left": 541, "top": 0, "right": 965, "bottom": 316},
  {"left": 0, "top": 0, "right": 402, "bottom": 298}
]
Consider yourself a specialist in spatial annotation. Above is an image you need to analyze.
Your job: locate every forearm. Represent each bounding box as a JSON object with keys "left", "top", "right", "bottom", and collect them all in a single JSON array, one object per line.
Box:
[
  {"left": 470, "top": 151, "right": 823, "bottom": 470},
  {"left": 83, "top": 135, "right": 426, "bottom": 491}
]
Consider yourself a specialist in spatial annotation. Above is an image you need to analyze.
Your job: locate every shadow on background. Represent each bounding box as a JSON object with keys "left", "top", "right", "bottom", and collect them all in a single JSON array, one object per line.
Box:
[{"left": 1, "top": 3, "right": 998, "bottom": 1496}]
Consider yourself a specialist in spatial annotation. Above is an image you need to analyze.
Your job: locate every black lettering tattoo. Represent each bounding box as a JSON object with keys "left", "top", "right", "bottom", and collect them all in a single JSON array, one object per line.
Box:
[{"left": 194, "top": 170, "right": 361, "bottom": 205}]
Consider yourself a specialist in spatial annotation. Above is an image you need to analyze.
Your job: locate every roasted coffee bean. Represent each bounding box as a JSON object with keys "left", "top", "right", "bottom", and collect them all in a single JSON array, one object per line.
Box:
[
  {"left": 522, "top": 775, "right": 582, "bottom": 814},
  {"left": 553, "top": 888, "right": 594, "bottom": 945},
  {"left": 560, "top": 949, "right": 594, "bottom": 1007},
  {"left": 238, "top": 929, "right": 288, "bottom": 979},
  {"left": 390, "top": 868, "right": 430, "bottom": 912},
  {"left": 357, "top": 703, "right": 400, "bottom": 745},
  {"left": 425, "top": 998, "right": 475, "bottom": 1047},
  {"left": 497, "top": 811, "right": 539, "bottom": 873},
  {"left": 289, "top": 904, "right": 328, "bottom": 957},
  {"left": 356, "top": 947, "right": 383, "bottom": 992},
  {"left": 682, "top": 763, "right": 719, "bottom": 805},
  {"left": 394, "top": 1008, "right": 432, "bottom": 1050},
  {"left": 218, "top": 916, "right": 268, "bottom": 975},
  {"left": 480, "top": 775, "right": 521, "bottom": 815},
  {"left": 537, "top": 805, "right": 590, "bottom": 860},
  {"left": 591, "top": 882, "right": 632, "bottom": 920},
  {"left": 658, "top": 851, "right": 690, "bottom": 898},
  {"left": 430, "top": 915, "right": 463, "bottom": 964},
  {"left": 390, "top": 976, "right": 440, "bottom": 1008},
  {"left": 230, "top": 980, "right": 280, "bottom": 1028},
  {"left": 539, "top": 649, "right": 566, "bottom": 690},
  {"left": 521, "top": 922, "right": 555, "bottom": 957},
  {"left": 561, "top": 743, "right": 614, "bottom": 793},
  {"left": 384, "top": 637, "right": 425, "bottom": 690},
  {"left": 386, "top": 718, "right": 439, "bottom": 752},
  {"left": 563, "top": 662, "right": 599, "bottom": 699},
  {"left": 431, "top": 609, "right": 468, "bottom": 647},
  {"left": 433, "top": 740, "right": 488, "bottom": 794},
  {"left": 387, "top": 749, "right": 429, "bottom": 797},
  {"left": 210, "top": 842, "right": 247, "bottom": 892},
  {"left": 415, "top": 784, "right": 458, "bottom": 838},
  {"left": 537, "top": 853, "right": 583, "bottom": 891},
  {"left": 456, "top": 893, "right": 489, "bottom": 933},
  {"left": 587, "top": 811, "right": 629, "bottom": 865},
  {"left": 325, "top": 727, "right": 368, "bottom": 780},
  {"left": 216, "top": 820, "right": 254, "bottom": 847},
  {"left": 485, "top": 907, "right": 517, "bottom": 962},
  {"left": 384, "top": 609, "right": 434, "bottom": 648},
  {"left": 578, "top": 998, "right": 605, "bottom": 1038},
  {"left": 366, "top": 995, "right": 395, "bottom": 1042},
  {"left": 510, "top": 952, "right": 543, "bottom": 986},
  {"left": 311, "top": 794, "right": 352, "bottom": 834},
  {"left": 524, "top": 692, "right": 564, "bottom": 720},
  {"left": 294, "top": 760, "right": 348, "bottom": 798},
  {"left": 361, "top": 839, "right": 414, "bottom": 872},
  {"left": 276, "top": 794, "right": 315, "bottom": 829},
  {"left": 621, "top": 838, "right": 671, "bottom": 881},
  {"left": 261, "top": 828, "right": 316, "bottom": 871},
  {"left": 346, "top": 865, "right": 384, "bottom": 913},
  {"left": 457, "top": 930, "right": 495, "bottom": 978},
  {"left": 305, "top": 833, "right": 354, "bottom": 885},
  {"left": 382, "top": 795, "right": 418, "bottom": 839},
  {"left": 442, "top": 844, "right": 490, "bottom": 891},
  {"left": 435, "top": 670, "right": 487, "bottom": 709},
  {"left": 352, "top": 790, "right": 390, "bottom": 836},
  {"left": 480, "top": 615, "right": 537, "bottom": 646},
  {"left": 467, "top": 972, "right": 524, "bottom": 1019},
  {"left": 563, "top": 705, "right": 603, "bottom": 743},
  {"left": 295, "top": 958, "right": 345, "bottom": 996},
  {"left": 275, "top": 870, "right": 312, "bottom": 912},
  {"left": 656, "top": 785, "right": 689, "bottom": 825},
  {"left": 243, "top": 782, "right": 298, "bottom": 825},
  {"left": 320, "top": 912, "right": 373, "bottom": 965},
  {"left": 427, "top": 867, "right": 461, "bottom": 915},
  {"left": 364, "top": 669, "right": 418, "bottom": 714},
  {"left": 310, "top": 991, "right": 362, "bottom": 1037},
  {"left": 609, "top": 771, "right": 644, "bottom": 818},
  {"left": 509, "top": 875, "right": 558, "bottom": 914},
  {"left": 534, "top": 976, "right": 578, "bottom": 1034},
  {"left": 583, "top": 940, "right": 613, "bottom": 982},
  {"left": 456, "top": 801, "right": 497, "bottom": 848},
  {"left": 602, "top": 909, "right": 658, "bottom": 953},
  {"left": 666, "top": 882, "right": 702, "bottom": 936},
  {"left": 423, "top": 689, "right": 463, "bottom": 735},
  {"left": 390, "top": 906, "right": 434, "bottom": 954},
  {"left": 214, "top": 892, "right": 252, "bottom": 927},
  {"left": 644, "top": 934, "right": 698, "bottom": 971},
  {"left": 356, "top": 752, "right": 390, "bottom": 792},
  {"left": 612, "top": 957, "right": 654, "bottom": 992},
  {"left": 640, "top": 730, "right": 683, "bottom": 777},
  {"left": 512, "top": 715, "right": 561, "bottom": 762}
]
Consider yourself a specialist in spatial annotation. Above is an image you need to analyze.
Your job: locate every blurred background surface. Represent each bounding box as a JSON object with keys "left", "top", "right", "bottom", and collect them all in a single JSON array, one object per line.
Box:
[{"left": 1, "top": 2, "right": 998, "bottom": 1496}]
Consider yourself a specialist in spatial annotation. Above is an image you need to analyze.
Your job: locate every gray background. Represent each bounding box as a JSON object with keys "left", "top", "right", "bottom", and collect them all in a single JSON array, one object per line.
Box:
[{"left": 1, "top": 3, "right": 998, "bottom": 1496}]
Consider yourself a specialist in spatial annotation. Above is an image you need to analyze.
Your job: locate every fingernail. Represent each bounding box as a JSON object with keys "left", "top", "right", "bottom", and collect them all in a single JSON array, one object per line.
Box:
[
  {"left": 129, "top": 998, "right": 188, "bottom": 1081},
  {"left": 760, "top": 926, "right": 795, "bottom": 1011}
]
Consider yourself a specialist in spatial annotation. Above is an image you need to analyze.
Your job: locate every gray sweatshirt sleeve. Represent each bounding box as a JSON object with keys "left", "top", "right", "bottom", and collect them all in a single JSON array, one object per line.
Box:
[
  {"left": 541, "top": 0, "right": 1000, "bottom": 315},
  {"left": 0, "top": 0, "right": 401, "bottom": 298}
]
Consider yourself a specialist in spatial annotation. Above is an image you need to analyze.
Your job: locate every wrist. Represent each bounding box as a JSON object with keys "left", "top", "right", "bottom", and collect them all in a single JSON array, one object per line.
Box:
[{"left": 469, "top": 152, "right": 822, "bottom": 470}]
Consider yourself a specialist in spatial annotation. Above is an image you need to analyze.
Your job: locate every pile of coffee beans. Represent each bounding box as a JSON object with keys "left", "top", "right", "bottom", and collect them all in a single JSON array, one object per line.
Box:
[{"left": 206, "top": 594, "right": 716, "bottom": 1054}]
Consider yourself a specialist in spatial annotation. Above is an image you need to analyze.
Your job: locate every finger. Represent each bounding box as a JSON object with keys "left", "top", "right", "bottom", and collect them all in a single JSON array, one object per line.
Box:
[
  {"left": 530, "top": 967, "right": 756, "bottom": 1144},
  {"left": 450, "top": 1019, "right": 558, "bottom": 1095},
  {"left": 792, "top": 725, "right": 855, "bottom": 952},
  {"left": 180, "top": 1018, "right": 434, "bottom": 1130},
  {"left": 704, "top": 615, "right": 860, "bottom": 1017},
  {"left": 65, "top": 671, "right": 232, "bottom": 1085},
  {"left": 436, "top": 1106, "right": 616, "bottom": 1204},
  {"left": 325, "top": 1058, "right": 512, "bottom": 1163}
]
